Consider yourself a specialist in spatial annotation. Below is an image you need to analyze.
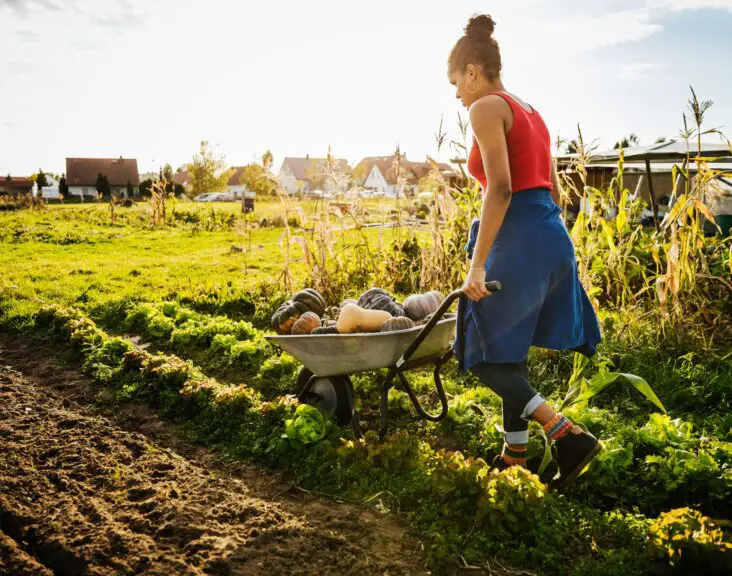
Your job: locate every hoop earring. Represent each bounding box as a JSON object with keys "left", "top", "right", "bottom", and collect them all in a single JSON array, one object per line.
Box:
[{"left": 466, "top": 79, "right": 479, "bottom": 94}]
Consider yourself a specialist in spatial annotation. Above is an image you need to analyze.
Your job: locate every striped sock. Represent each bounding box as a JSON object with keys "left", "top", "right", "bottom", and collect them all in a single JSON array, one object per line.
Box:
[
  {"left": 502, "top": 443, "right": 528, "bottom": 467},
  {"left": 544, "top": 414, "right": 574, "bottom": 441}
]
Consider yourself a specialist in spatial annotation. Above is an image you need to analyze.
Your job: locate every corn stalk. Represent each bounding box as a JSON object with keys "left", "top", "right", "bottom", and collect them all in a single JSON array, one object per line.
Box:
[{"left": 149, "top": 179, "right": 168, "bottom": 228}]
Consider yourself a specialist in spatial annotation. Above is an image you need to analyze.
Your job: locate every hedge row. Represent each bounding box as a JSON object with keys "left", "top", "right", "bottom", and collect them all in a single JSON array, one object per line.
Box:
[{"left": 16, "top": 304, "right": 732, "bottom": 574}]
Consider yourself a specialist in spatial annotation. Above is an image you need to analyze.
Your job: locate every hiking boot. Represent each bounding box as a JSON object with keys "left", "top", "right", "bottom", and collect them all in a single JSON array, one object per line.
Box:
[
  {"left": 551, "top": 427, "right": 602, "bottom": 489},
  {"left": 491, "top": 454, "right": 528, "bottom": 472}
]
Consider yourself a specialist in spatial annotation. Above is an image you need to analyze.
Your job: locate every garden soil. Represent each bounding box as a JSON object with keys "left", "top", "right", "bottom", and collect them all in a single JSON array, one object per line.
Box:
[{"left": 0, "top": 333, "right": 431, "bottom": 576}]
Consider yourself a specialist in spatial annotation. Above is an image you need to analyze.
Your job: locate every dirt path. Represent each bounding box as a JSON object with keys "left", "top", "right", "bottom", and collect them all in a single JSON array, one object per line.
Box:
[{"left": 0, "top": 333, "right": 431, "bottom": 576}]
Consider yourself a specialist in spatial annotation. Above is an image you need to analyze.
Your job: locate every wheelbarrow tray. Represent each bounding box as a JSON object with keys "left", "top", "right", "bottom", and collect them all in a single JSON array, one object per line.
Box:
[{"left": 265, "top": 314, "right": 456, "bottom": 377}]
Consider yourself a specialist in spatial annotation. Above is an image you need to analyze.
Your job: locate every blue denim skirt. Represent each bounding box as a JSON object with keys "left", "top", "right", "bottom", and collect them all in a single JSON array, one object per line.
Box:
[{"left": 453, "top": 188, "right": 601, "bottom": 372}]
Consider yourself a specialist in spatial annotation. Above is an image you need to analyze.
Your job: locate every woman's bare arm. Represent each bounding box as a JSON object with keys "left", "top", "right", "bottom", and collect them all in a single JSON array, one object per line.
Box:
[{"left": 463, "top": 95, "right": 513, "bottom": 301}]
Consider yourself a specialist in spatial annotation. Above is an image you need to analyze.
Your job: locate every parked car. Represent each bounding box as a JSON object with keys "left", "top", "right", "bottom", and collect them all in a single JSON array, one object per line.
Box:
[
  {"left": 344, "top": 188, "right": 368, "bottom": 199},
  {"left": 194, "top": 192, "right": 235, "bottom": 202}
]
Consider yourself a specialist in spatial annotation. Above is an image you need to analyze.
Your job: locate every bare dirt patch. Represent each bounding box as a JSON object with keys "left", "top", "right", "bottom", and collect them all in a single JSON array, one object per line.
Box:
[{"left": 0, "top": 332, "right": 430, "bottom": 575}]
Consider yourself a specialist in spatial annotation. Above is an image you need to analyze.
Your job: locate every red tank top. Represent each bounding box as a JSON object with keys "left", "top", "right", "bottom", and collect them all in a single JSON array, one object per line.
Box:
[{"left": 467, "top": 92, "right": 553, "bottom": 193}]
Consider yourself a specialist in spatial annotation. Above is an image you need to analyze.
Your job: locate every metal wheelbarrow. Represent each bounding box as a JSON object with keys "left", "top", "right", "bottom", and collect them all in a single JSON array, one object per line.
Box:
[{"left": 266, "top": 281, "right": 501, "bottom": 438}]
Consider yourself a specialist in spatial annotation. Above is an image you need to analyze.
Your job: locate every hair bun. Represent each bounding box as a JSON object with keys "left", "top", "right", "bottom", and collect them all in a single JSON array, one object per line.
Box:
[{"left": 465, "top": 14, "right": 496, "bottom": 39}]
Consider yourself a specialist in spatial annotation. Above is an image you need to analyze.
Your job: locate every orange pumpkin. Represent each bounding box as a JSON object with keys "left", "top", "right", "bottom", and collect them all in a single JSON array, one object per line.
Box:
[{"left": 291, "top": 312, "right": 322, "bottom": 335}]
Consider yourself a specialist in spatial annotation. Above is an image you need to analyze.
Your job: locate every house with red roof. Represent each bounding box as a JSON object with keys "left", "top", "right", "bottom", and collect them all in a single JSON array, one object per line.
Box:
[
  {"left": 0, "top": 176, "right": 34, "bottom": 195},
  {"left": 65, "top": 157, "right": 140, "bottom": 198},
  {"left": 278, "top": 155, "right": 351, "bottom": 195},
  {"left": 354, "top": 154, "right": 458, "bottom": 197}
]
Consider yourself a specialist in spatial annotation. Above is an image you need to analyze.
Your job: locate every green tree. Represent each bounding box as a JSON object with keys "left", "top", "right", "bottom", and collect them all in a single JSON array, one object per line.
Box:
[
  {"left": 139, "top": 178, "right": 153, "bottom": 198},
  {"left": 186, "top": 140, "right": 231, "bottom": 196},
  {"left": 262, "top": 150, "right": 273, "bottom": 172},
  {"left": 162, "top": 163, "right": 174, "bottom": 184},
  {"left": 96, "top": 173, "right": 111, "bottom": 200},
  {"left": 126, "top": 180, "right": 134, "bottom": 197},
  {"left": 239, "top": 163, "right": 277, "bottom": 197},
  {"left": 58, "top": 174, "right": 69, "bottom": 200},
  {"left": 564, "top": 140, "right": 580, "bottom": 154},
  {"left": 614, "top": 133, "right": 640, "bottom": 150},
  {"left": 154, "top": 167, "right": 179, "bottom": 196},
  {"left": 32, "top": 169, "right": 49, "bottom": 197}
]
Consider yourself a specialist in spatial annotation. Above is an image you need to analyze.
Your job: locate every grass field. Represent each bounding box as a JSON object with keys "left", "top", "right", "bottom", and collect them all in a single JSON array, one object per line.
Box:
[
  {"left": 1, "top": 198, "right": 731, "bottom": 575},
  {"left": 0, "top": 198, "right": 419, "bottom": 318}
]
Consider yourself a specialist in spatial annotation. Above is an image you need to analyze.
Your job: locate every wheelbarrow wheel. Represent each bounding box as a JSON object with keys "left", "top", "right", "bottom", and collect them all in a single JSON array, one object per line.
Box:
[{"left": 295, "top": 367, "right": 355, "bottom": 427}]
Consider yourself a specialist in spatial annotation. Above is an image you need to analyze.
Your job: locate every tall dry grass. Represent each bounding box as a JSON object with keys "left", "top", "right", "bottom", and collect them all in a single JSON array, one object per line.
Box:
[
  {"left": 273, "top": 88, "right": 730, "bottom": 338},
  {"left": 562, "top": 87, "right": 731, "bottom": 337}
]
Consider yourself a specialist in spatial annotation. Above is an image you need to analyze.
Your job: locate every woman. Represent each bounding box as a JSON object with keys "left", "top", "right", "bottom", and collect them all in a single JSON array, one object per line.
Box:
[{"left": 449, "top": 14, "right": 603, "bottom": 488}]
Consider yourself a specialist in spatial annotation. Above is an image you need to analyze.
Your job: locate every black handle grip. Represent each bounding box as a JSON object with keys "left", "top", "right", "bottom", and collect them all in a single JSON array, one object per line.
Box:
[{"left": 395, "top": 280, "right": 501, "bottom": 368}]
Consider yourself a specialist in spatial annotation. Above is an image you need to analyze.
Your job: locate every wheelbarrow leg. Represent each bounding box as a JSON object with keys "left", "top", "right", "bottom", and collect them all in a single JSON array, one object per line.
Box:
[
  {"left": 346, "top": 378, "right": 363, "bottom": 439},
  {"left": 351, "top": 412, "right": 362, "bottom": 438},
  {"left": 379, "top": 368, "right": 396, "bottom": 440},
  {"left": 396, "top": 351, "right": 452, "bottom": 422}
]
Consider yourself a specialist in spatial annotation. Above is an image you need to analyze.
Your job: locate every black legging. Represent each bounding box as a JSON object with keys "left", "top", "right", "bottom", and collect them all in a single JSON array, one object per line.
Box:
[{"left": 470, "top": 361, "right": 545, "bottom": 445}]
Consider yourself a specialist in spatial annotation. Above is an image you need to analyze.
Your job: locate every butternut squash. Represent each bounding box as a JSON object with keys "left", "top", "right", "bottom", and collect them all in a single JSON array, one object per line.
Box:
[{"left": 336, "top": 304, "right": 392, "bottom": 334}]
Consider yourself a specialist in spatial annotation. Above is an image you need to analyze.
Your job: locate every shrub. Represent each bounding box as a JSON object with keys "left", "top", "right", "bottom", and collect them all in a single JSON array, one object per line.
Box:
[
  {"left": 282, "top": 404, "right": 331, "bottom": 449},
  {"left": 638, "top": 414, "right": 696, "bottom": 449},
  {"left": 649, "top": 508, "right": 732, "bottom": 572}
]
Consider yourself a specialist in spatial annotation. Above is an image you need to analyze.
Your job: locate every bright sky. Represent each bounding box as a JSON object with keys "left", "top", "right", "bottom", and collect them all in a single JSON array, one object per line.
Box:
[{"left": 2, "top": 0, "right": 731, "bottom": 176}]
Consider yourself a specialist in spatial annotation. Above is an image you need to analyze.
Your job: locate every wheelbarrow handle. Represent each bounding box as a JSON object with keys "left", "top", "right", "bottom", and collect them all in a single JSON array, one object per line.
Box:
[{"left": 395, "top": 280, "right": 501, "bottom": 368}]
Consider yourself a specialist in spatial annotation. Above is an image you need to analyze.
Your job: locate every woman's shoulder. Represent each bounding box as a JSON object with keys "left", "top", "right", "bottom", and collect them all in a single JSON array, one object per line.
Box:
[
  {"left": 469, "top": 93, "right": 512, "bottom": 121},
  {"left": 471, "top": 92, "right": 510, "bottom": 111},
  {"left": 469, "top": 94, "right": 515, "bottom": 136}
]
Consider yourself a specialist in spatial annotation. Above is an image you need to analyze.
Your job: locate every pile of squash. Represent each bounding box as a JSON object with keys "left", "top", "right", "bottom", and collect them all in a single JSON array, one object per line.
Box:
[{"left": 271, "top": 287, "right": 445, "bottom": 336}]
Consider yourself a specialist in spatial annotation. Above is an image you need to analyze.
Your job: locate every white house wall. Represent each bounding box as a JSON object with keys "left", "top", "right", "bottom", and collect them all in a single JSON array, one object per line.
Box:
[
  {"left": 282, "top": 176, "right": 297, "bottom": 194},
  {"left": 68, "top": 186, "right": 94, "bottom": 197},
  {"left": 364, "top": 166, "right": 404, "bottom": 197},
  {"left": 227, "top": 185, "right": 250, "bottom": 196},
  {"left": 68, "top": 185, "right": 133, "bottom": 197},
  {"left": 278, "top": 164, "right": 297, "bottom": 195},
  {"left": 364, "top": 166, "right": 388, "bottom": 194},
  {"left": 33, "top": 177, "right": 60, "bottom": 199},
  {"left": 40, "top": 186, "right": 60, "bottom": 199}
]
